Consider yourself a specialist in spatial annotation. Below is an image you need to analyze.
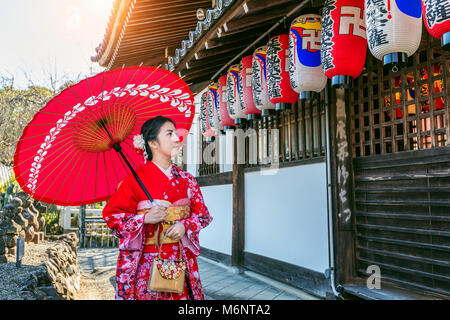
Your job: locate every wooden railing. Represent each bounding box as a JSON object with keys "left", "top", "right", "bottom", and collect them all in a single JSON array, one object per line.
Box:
[
  {"left": 83, "top": 215, "right": 118, "bottom": 248},
  {"left": 62, "top": 207, "right": 118, "bottom": 248}
]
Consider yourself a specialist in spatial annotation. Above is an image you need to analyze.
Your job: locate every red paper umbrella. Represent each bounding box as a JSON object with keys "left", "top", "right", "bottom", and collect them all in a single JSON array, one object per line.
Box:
[{"left": 13, "top": 66, "right": 195, "bottom": 206}]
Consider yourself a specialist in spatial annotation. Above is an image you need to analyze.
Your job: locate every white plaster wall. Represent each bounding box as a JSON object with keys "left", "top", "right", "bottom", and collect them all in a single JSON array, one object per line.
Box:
[
  {"left": 198, "top": 184, "right": 233, "bottom": 256},
  {"left": 244, "top": 162, "right": 329, "bottom": 274}
]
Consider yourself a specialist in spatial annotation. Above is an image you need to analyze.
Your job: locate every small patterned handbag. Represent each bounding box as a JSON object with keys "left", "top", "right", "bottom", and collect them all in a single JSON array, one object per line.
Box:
[{"left": 148, "top": 224, "right": 187, "bottom": 293}]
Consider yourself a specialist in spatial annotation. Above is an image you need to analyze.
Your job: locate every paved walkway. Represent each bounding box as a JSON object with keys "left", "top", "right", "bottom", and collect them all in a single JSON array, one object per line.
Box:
[{"left": 77, "top": 247, "right": 318, "bottom": 300}]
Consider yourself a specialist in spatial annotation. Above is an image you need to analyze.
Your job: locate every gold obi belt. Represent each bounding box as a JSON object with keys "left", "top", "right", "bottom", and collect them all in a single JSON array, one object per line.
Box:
[{"left": 140, "top": 205, "right": 191, "bottom": 245}]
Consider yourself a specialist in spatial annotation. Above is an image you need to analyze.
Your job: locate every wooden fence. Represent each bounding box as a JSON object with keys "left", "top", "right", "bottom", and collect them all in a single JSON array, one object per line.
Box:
[{"left": 62, "top": 207, "right": 118, "bottom": 248}]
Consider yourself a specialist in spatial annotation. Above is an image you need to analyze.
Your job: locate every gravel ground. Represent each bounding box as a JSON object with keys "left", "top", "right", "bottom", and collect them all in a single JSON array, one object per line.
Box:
[
  {"left": 0, "top": 240, "right": 52, "bottom": 300},
  {"left": 0, "top": 240, "right": 117, "bottom": 300},
  {"left": 75, "top": 266, "right": 116, "bottom": 300}
]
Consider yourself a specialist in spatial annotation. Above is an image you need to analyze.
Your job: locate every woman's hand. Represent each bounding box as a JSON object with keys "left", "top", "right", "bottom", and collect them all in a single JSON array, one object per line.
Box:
[
  {"left": 144, "top": 205, "right": 167, "bottom": 224},
  {"left": 165, "top": 222, "right": 186, "bottom": 241}
]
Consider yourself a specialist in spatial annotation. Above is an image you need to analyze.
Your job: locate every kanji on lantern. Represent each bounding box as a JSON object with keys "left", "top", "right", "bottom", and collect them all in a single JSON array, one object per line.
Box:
[
  {"left": 321, "top": 0, "right": 368, "bottom": 88},
  {"left": 252, "top": 46, "right": 276, "bottom": 116},
  {"left": 267, "top": 34, "right": 299, "bottom": 109},
  {"left": 200, "top": 91, "right": 215, "bottom": 142},
  {"left": 206, "top": 83, "right": 223, "bottom": 132},
  {"left": 218, "top": 75, "right": 236, "bottom": 130},
  {"left": 227, "top": 64, "right": 247, "bottom": 125},
  {"left": 365, "top": 0, "right": 422, "bottom": 70},
  {"left": 239, "top": 55, "right": 262, "bottom": 120},
  {"left": 422, "top": 0, "right": 450, "bottom": 51},
  {"left": 289, "top": 14, "right": 327, "bottom": 99}
]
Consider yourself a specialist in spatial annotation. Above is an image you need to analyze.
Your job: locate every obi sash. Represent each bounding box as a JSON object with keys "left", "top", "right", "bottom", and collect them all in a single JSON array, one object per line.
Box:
[{"left": 139, "top": 205, "right": 191, "bottom": 245}]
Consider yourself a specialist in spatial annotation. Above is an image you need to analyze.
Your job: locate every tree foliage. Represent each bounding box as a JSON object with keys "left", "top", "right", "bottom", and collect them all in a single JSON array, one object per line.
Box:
[{"left": 0, "top": 76, "right": 54, "bottom": 166}]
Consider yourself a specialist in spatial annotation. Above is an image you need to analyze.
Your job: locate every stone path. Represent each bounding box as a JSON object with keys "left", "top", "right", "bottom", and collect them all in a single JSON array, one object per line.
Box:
[{"left": 77, "top": 248, "right": 318, "bottom": 300}]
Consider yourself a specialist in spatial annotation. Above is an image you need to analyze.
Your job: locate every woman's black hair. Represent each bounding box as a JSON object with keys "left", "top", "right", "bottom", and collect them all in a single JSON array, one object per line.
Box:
[{"left": 141, "top": 116, "right": 175, "bottom": 161}]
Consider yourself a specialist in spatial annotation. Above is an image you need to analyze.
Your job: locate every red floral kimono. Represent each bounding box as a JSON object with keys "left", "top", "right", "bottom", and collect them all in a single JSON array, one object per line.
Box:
[{"left": 102, "top": 161, "right": 212, "bottom": 300}]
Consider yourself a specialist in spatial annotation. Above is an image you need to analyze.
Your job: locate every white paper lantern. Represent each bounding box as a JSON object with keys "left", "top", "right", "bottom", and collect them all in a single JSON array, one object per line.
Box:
[
  {"left": 200, "top": 91, "right": 215, "bottom": 142},
  {"left": 251, "top": 46, "right": 276, "bottom": 116},
  {"left": 206, "top": 83, "right": 223, "bottom": 131},
  {"left": 226, "top": 64, "right": 247, "bottom": 125},
  {"left": 365, "top": 0, "right": 422, "bottom": 70},
  {"left": 289, "top": 14, "right": 327, "bottom": 99}
]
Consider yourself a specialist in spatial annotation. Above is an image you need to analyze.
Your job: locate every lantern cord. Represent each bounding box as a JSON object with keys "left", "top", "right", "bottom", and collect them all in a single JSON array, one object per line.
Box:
[{"left": 209, "top": 0, "right": 311, "bottom": 82}]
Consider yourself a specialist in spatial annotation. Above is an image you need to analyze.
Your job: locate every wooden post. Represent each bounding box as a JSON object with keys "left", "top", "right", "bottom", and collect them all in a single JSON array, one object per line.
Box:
[
  {"left": 328, "top": 85, "right": 357, "bottom": 284},
  {"left": 79, "top": 205, "right": 86, "bottom": 248},
  {"left": 232, "top": 134, "right": 245, "bottom": 269}
]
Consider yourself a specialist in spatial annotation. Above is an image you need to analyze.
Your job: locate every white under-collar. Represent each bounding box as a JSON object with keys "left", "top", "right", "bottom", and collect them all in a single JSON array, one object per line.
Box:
[{"left": 152, "top": 161, "right": 172, "bottom": 178}]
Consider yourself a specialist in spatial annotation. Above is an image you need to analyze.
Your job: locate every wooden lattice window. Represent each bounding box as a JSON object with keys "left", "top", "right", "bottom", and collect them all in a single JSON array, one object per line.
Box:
[
  {"left": 198, "top": 136, "right": 220, "bottom": 176},
  {"left": 350, "top": 31, "right": 450, "bottom": 158}
]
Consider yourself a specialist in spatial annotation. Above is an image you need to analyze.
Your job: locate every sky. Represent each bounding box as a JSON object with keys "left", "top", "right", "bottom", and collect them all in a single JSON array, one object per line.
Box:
[{"left": 0, "top": 0, "right": 115, "bottom": 89}]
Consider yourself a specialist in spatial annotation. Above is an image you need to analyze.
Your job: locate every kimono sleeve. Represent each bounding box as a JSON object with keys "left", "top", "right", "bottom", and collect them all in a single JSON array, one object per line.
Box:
[
  {"left": 180, "top": 173, "right": 213, "bottom": 256},
  {"left": 102, "top": 174, "right": 145, "bottom": 250}
]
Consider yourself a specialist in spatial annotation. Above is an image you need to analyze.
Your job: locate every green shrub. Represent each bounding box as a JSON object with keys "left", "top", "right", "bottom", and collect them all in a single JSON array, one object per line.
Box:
[{"left": 42, "top": 205, "right": 63, "bottom": 235}]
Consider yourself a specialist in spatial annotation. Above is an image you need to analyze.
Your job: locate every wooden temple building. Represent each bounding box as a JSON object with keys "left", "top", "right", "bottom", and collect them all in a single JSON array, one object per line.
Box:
[{"left": 92, "top": 0, "right": 450, "bottom": 299}]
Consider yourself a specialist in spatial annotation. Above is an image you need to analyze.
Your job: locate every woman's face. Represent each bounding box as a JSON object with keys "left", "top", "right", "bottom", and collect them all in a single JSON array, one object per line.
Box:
[{"left": 148, "top": 121, "right": 180, "bottom": 159}]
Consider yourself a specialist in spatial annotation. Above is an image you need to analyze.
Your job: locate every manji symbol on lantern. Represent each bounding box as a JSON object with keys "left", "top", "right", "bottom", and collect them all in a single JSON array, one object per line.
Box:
[
  {"left": 200, "top": 91, "right": 215, "bottom": 143},
  {"left": 365, "top": 0, "right": 422, "bottom": 70},
  {"left": 239, "top": 55, "right": 262, "bottom": 120},
  {"left": 321, "top": 0, "right": 368, "bottom": 88},
  {"left": 267, "top": 34, "right": 299, "bottom": 111},
  {"left": 227, "top": 64, "right": 248, "bottom": 126},
  {"left": 252, "top": 46, "right": 276, "bottom": 117},
  {"left": 422, "top": 0, "right": 450, "bottom": 51},
  {"left": 218, "top": 75, "right": 236, "bottom": 131},
  {"left": 207, "top": 83, "right": 222, "bottom": 133},
  {"left": 289, "top": 14, "right": 327, "bottom": 100}
]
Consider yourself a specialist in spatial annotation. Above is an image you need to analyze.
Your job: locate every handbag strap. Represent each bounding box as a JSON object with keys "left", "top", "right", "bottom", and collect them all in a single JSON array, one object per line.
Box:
[{"left": 155, "top": 223, "right": 183, "bottom": 261}]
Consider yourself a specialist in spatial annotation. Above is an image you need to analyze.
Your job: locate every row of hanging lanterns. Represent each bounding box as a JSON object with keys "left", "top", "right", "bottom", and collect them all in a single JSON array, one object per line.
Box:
[{"left": 200, "top": 0, "right": 450, "bottom": 141}]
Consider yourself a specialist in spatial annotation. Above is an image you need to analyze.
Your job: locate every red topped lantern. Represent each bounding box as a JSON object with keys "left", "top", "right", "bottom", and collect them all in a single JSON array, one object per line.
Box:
[
  {"left": 226, "top": 64, "right": 247, "bottom": 125},
  {"left": 266, "top": 34, "right": 299, "bottom": 110},
  {"left": 239, "top": 55, "right": 262, "bottom": 120},
  {"left": 422, "top": 0, "right": 450, "bottom": 51},
  {"left": 218, "top": 75, "right": 236, "bottom": 130},
  {"left": 200, "top": 91, "right": 215, "bottom": 142},
  {"left": 321, "top": 0, "right": 368, "bottom": 88},
  {"left": 252, "top": 46, "right": 276, "bottom": 117}
]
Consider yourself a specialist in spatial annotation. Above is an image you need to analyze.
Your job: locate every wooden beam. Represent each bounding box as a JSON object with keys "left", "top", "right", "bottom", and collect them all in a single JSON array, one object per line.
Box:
[
  {"left": 131, "top": 0, "right": 210, "bottom": 18},
  {"left": 232, "top": 134, "right": 245, "bottom": 269},
  {"left": 327, "top": 85, "right": 357, "bottom": 284},
  {"left": 133, "top": 0, "right": 211, "bottom": 12},
  {"left": 120, "top": 23, "right": 200, "bottom": 42},
  {"left": 182, "top": 63, "right": 223, "bottom": 79},
  {"left": 225, "top": 2, "right": 300, "bottom": 33},
  {"left": 126, "top": 14, "right": 198, "bottom": 29},
  {"left": 174, "top": 0, "right": 246, "bottom": 74},
  {"left": 236, "top": 0, "right": 299, "bottom": 18},
  {"left": 207, "top": 23, "right": 274, "bottom": 49},
  {"left": 196, "top": 171, "right": 233, "bottom": 187},
  {"left": 187, "top": 52, "right": 238, "bottom": 70},
  {"left": 194, "top": 42, "right": 248, "bottom": 60},
  {"left": 98, "top": 0, "right": 133, "bottom": 67},
  {"left": 186, "top": 74, "right": 218, "bottom": 88}
]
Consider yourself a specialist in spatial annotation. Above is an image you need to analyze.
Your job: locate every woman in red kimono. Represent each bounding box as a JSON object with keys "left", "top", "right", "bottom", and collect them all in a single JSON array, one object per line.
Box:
[{"left": 103, "top": 116, "right": 213, "bottom": 300}]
